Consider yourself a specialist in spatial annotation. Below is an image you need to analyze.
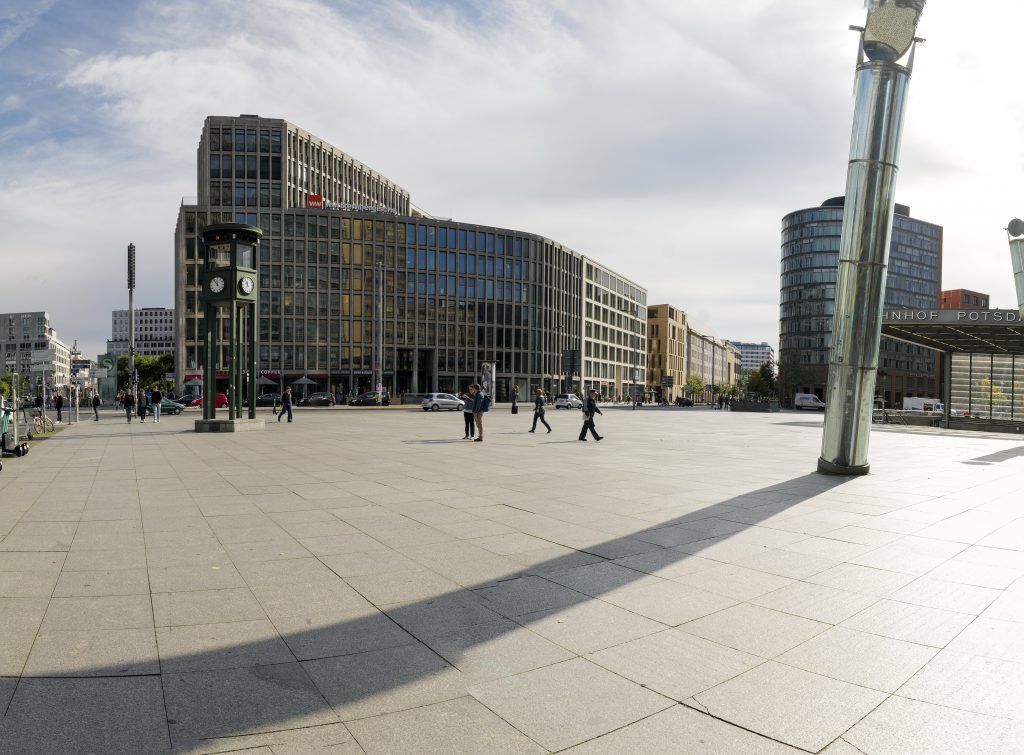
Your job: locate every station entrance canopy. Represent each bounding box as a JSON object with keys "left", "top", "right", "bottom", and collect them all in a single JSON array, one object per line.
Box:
[
  {"left": 882, "top": 309, "right": 1024, "bottom": 433},
  {"left": 881, "top": 308, "right": 1024, "bottom": 353}
]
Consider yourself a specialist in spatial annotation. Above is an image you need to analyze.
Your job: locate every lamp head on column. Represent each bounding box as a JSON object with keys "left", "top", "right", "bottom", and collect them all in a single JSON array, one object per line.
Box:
[{"left": 859, "top": 0, "right": 926, "bottom": 64}]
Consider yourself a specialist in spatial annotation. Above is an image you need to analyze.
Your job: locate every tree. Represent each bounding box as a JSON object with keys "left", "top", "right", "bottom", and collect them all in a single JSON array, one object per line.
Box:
[
  {"left": 757, "top": 362, "right": 777, "bottom": 395},
  {"left": 776, "top": 350, "right": 813, "bottom": 400},
  {"left": 1, "top": 371, "right": 31, "bottom": 401},
  {"left": 685, "top": 374, "right": 705, "bottom": 397},
  {"left": 117, "top": 353, "right": 175, "bottom": 392},
  {"left": 746, "top": 370, "right": 768, "bottom": 397}
]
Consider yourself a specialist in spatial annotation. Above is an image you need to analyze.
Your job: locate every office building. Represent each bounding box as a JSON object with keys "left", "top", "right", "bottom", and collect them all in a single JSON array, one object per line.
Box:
[
  {"left": 727, "top": 341, "right": 775, "bottom": 374},
  {"left": 174, "top": 115, "right": 645, "bottom": 400},
  {"left": 779, "top": 197, "right": 942, "bottom": 406},
  {"left": 646, "top": 304, "right": 740, "bottom": 400},
  {"left": 940, "top": 288, "right": 989, "bottom": 310},
  {"left": 107, "top": 307, "right": 175, "bottom": 357},
  {"left": 0, "top": 311, "right": 72, "bottom": 392}
]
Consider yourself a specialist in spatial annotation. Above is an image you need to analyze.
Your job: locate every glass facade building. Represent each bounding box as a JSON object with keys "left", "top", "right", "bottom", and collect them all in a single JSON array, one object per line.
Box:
[
  {"left": 174, "top": 116, "right": 645, "bottom": 400},
  {"left": 779, "top": 197, "right": 943, "bottom": 406}
]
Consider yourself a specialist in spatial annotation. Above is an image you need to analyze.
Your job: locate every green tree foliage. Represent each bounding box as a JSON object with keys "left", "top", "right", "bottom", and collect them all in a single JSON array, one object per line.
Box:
[
  {"left": 685, "top": 374, "right": 706, "bottom": 396},
  {"left": 117, "top": 353, "right": 175, "bottom": 392},
  {"left": 1, "top": 371, "right": 31, "bottom": 401},
  {"left": 746, "top": 370, "right": 768, "bottom": 397},
  {"left": 776, "top": 351, "right": 812, "bottom": 400}
]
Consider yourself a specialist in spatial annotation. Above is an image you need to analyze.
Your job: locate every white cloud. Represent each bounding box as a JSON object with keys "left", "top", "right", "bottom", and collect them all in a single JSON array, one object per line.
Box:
[{"left": 1, "top": 0, "right": 1023, "bottom": 359}]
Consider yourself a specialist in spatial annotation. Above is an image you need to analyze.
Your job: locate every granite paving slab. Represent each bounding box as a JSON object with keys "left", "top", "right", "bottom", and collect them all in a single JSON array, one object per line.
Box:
[
  {"left": 24, "top": 628, "right": 160, "bottom": 676},
  {"left": 346, "top": 696, "right": 544, "bottom": 754},
  {"left": 679, "top": 602, "right": 829, "bottom": 658},
  {"left": 587, "top": 628, "right": 762, "bottom": 701},
  {"left": 692, "top": 661, "right": 888, "bottom": 752},
  {"left": 470, "top": 657, "right": 673, "bottom": 751},
  {"left": 163, "top": 663, "right": 339, "bottom": 751},
  {"left": 0, "top": 677, "right": 170, "bottom": 754},
  {"left": 302, "top": 642, "right": 471, "bottom": 721},
  {"left": 776, "top": 625, "right": 937, "bottom": 693},
  {"left": 563, "top": 703, "right": 802, "bottom": 754},
  {"left": 844, "top": 695, "right": 1019, "bottom": 754}
]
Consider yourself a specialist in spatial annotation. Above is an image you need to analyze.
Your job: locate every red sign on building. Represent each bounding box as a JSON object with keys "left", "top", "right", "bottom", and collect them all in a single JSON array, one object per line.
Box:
[{"left": 307, "top": 194, "right": 323, "bottom": 209}]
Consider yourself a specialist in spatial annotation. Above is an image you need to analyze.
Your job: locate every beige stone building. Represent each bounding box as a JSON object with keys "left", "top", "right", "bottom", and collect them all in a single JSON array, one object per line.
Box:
[{"left": 646, "top": 304, "right": 741, "bottom": 401}]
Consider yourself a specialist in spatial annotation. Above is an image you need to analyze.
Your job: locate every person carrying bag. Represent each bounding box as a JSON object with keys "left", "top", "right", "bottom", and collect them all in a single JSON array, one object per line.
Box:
[{"left": 529, "top": 388, "right": 551, "bottom": 433}]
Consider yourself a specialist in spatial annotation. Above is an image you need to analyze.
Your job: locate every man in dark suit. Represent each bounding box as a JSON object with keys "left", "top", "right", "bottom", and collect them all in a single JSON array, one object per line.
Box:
[{"left": 578, "top": 390, "right": 603, "bottom": 442}]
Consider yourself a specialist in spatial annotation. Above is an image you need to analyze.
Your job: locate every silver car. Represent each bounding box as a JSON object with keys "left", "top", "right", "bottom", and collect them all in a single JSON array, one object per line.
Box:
[
  {"left": 421, "top": 393, "right": 464, "bottom": 411},
  {"left": 554, "top": 393, "right": 583, "bottom": 409}
]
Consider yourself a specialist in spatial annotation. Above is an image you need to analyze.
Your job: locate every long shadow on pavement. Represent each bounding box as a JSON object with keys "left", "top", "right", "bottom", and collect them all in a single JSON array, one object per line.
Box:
[{"left": 0, "top": 469, "right": 849, "bottom": 753}]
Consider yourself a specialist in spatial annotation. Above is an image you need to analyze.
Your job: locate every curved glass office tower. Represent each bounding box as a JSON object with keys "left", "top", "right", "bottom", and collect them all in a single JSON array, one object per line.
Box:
[{"left": 779, "top": 197, "right": 942, "bottom": 407}]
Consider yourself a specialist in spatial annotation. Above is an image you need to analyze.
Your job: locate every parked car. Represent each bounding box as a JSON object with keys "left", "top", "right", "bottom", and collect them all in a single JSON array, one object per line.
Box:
[
  {"left": 674, "top": 396, "right": 694, "bottom": 407},
  {"left": 298, "top": 392, "right": 336, "bottom": 407},
  {"left": 188, "top": 393, "right": 229, "bottom": 408},
  {"left": 253, "top": 393, "right": 281, "bottom": 407},
  {"left": 554, "top": 393, "right": 583, "bottom": 409},
  {"left": 349, "top": 391, "right": 390, "bottom": 406},
  {"left": 421, "top": 393, "right": 464, "bottom": 411},
  {"left": 160, "top": 398, "right": 186, "bottom": 415}
]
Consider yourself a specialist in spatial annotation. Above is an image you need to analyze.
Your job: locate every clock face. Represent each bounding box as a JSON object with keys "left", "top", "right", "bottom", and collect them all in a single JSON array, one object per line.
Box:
[
  {"left": 208, "top": 276, "right": 225, "bottom": 294},
  {"left": 239, "top": 276, "right": 254, "bottom": 295}
]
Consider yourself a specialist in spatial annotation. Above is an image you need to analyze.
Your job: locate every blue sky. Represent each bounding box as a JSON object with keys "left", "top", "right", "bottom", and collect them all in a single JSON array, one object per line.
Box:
[{"left": 2, "top": 0, "right": 1023, "bottom": 360}]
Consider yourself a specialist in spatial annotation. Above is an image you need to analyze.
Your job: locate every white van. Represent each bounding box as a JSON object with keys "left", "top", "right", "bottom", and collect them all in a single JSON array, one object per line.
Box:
[
  {"left": 794, "top": 393, "right": 826, "bottom": 411},
  {"left": 902, "top": 397, "right": 944, "bottom": 413}
]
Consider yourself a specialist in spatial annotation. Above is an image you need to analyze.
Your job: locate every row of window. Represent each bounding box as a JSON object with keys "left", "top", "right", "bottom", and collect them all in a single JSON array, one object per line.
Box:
[
  {"left": 208, "top": 127, "right": 282, "bottom": 154},
  {"left": 209, "top": 155, "right": 283, "bottom": 182}
]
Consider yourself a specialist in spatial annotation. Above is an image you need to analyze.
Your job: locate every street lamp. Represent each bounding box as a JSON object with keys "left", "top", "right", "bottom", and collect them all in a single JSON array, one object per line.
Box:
[{"left": 818, "top": 0, "right": 927, "bottom": 476}]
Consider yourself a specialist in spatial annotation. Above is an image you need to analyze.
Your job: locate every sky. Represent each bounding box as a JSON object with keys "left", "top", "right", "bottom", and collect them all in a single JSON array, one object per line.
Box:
[{"left": 1, "top": 0, "right": 1023, "bottom": 361}]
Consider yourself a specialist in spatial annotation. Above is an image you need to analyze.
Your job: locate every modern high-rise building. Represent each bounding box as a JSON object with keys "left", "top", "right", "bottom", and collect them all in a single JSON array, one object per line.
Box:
[
  {"left": 779, "top": 197, "right": 942, "bottom": 406},
  {"left": 107, "top": 307, "right": 175, "bottom": 357},
  {"left": 174, "top": 115, "right": 645, "bottom": 400},
  {"left": 0, "top": 311, "right": 72, "bottom": 392},
  {"left": 727, "top": 341, "right": 775, "bottom": 374}
]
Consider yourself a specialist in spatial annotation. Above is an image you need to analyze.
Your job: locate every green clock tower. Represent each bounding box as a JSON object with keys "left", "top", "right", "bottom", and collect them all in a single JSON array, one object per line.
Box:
[{"left": 197, "top": 223, "right": 263, "bottom": 430}]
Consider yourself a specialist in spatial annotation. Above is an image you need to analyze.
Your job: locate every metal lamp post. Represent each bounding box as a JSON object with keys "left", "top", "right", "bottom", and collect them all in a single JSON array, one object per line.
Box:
[
  {"left": 1007, "top": 219, "right": 1024, "bottom": 313},
  {"left": 818, "top": 0, "right": 927, "bottom": 476},
  {"left": 128, "top": 243, "right": 136, "bottom": 411}
]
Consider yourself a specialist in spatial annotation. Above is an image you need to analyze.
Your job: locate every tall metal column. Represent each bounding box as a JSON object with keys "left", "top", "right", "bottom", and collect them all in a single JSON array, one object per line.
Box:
[
  {"left": 818, "top": 0, "right": 926, "bottom": 476},
  {"left": 127, "top": 243, "right": 137, "bottom": 408},
  {"left": 1007, "top": 219, "right": 1024, "bottom": 313}
]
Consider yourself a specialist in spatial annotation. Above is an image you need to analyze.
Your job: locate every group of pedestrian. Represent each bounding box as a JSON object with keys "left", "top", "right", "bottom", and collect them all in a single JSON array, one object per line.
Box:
[
  {"left": 114, "top": 386, "right": 164, "bottom": 424},
  {"left": 459, "top": 384, "right": 490, "bottom": 441},
  {"left": 460, "top": 387, "right": 604, "bottom": 442}
]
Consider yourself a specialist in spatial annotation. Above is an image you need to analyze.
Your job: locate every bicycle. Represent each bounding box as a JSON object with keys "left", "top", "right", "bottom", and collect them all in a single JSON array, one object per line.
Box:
[{"left": 29, "top": 409, "right": 54, "bottom": 434}]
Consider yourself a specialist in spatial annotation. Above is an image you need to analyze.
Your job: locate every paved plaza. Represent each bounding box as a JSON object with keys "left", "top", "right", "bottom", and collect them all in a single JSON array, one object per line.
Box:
[{"left": 0, "top": 405, "right": 1022, "bottom": 753}]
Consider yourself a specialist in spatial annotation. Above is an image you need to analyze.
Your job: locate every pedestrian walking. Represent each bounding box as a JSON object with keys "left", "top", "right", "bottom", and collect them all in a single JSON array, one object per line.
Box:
[
  {"left": 460, "top": 391, "right": 475, "bottom": 439},
  {"left": 123, "top": 391, "right": 135, "bottom": 423},
  {"left": 138, "top": 391, "right": 149, "bottom": 422},
  {"left": 92, "top": 394, "right": 101, "bottom": 421},
  {"left": 278, "top": 387, "right": 293, "bottom": 422},
  {"left": 529, "top": 388, "right": 551, "bottom": 433},
  {"left": 151, "top": 386, "right": 163, "bottom": 422},
  {"left": 511, "top": 385, "right": 519, "bottom": 415},
  {"left": 469, "top": 384, "right": 489, "bottom": 442},
  {"left": 55, "top": 393, "right": 64, "bottom": 423},
  {"left": 578, "top": 390, "right": 604, "bottom": 441}
]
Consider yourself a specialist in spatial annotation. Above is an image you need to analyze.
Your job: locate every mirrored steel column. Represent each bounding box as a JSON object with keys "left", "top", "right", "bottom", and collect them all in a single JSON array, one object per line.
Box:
[
  {"left": 819, "top": 1, "right": 926, "bottom": 475},
  {"left": 1007, "top": 219, "right": 1024, "bottom": 314}
]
